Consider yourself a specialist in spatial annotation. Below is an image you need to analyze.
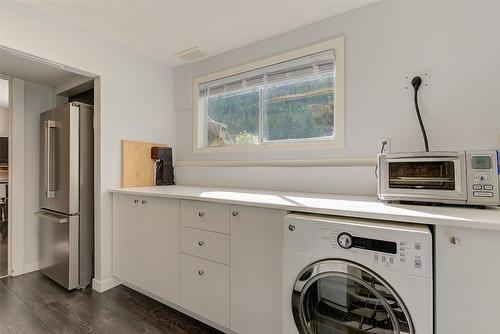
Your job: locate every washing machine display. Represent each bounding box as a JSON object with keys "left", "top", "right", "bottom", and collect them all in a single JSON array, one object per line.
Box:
[
  {"left": 336, "top": 232, "right": 397, "bottom": 254},
  {"left": 291, "top": 260, "right": 412, "bottom": 334}
]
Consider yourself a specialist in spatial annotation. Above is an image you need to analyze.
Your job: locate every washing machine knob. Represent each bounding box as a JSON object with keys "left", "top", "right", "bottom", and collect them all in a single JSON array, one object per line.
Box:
[{"left": 337, "top": 232, "right": 353, "bottom": 249}]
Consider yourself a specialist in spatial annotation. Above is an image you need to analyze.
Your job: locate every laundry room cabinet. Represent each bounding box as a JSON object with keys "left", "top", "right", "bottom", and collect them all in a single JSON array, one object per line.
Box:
[
  {"left": 435, "top": 225, "right": 500, "bottom": 334},
  {"left": 113, "top": 194, "right": 142, "bottom": 287},
  {"left": 113, "top": 194, "right": 286, "bottom": 333},
  {"left": 113, "top": 194, "right": 180, "bottom": 303},
  {"left": 230, "top": 205, "right": 286, "bottom": 334},
  {"left": 179, "top": 200, "right": 230, "bottom": 327}
]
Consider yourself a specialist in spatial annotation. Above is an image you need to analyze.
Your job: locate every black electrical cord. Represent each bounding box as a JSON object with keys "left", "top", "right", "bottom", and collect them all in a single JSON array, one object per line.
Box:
[{"left": 411, "top": 76, "right": 429, "bottom": 152}]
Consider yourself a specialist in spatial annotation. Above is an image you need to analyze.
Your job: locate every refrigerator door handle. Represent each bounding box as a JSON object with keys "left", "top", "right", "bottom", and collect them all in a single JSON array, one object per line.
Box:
[
  {"left": 45, "top": 120, "right": 56, "bottom": 199},
  {"left": 35, "top": 211, "right": 68, "bottom": 224}
]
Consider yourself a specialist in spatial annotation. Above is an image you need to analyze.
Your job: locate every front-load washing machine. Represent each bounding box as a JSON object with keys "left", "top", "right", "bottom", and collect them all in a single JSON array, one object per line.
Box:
[{"left": 283, "top": 213, "right": 432, "bottom": 334}]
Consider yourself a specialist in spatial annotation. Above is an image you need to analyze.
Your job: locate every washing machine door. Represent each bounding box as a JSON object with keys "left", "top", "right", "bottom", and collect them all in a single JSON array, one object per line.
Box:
[{"left": 292, "top": 260, "right": 414, "bottom": 334}]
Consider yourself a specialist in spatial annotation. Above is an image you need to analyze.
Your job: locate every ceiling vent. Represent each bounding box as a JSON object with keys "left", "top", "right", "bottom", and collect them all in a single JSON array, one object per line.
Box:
[{"left": 175, "top": 46, "right": 206, "bottom": 62}]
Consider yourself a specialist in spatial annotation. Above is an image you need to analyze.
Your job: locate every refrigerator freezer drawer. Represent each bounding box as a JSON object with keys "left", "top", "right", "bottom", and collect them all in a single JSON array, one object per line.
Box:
[{"left": 36, "top": 210, "right": 79, "bottom": 290}]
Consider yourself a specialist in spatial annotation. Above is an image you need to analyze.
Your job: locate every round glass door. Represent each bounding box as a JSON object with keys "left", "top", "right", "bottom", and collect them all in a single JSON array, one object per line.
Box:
[{"left": 292, "top": 260, "right": 413, "bottom": 334}]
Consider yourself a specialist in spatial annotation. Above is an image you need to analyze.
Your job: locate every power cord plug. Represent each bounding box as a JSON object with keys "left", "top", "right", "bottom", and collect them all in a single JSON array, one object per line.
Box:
[{"left": 412, "top": 76, "right": 429, "bottom": 152}]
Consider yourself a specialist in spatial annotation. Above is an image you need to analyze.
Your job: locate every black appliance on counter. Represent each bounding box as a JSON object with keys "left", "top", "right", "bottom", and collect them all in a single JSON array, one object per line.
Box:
[
  {"left": 151, "top": 146, "right": 174, "bottom": 185},
  {"left": 0, "top": 137, "right": 8, "bottom": 164}
]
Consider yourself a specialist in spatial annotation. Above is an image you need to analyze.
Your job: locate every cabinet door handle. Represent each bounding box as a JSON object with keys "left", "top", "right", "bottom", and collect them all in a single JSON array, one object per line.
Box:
[
  {"left": 197, "top": 270, "right": 204, "bottom": 277},
  {"left": 142, "top": 200, "right": 147, "bottom": 205},
  {"left": 198, "top": 211, "right": 204, "bottom": 217},
  {"left": 198, "top": 241, "right": 205, "bottom": 247},
  {"left": 450, "top": 236, "right": 460, "bottom": 245},
  {"left": 133, "top": 199, "right": 139, "bottom": 204},
  {"left": 232, "top": 211, "right": 239, "bottom": 217}
]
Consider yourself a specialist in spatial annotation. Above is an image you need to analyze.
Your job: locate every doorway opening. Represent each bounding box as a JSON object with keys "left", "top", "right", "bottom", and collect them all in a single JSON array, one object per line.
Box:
[{"left": 0, "top": 47, "right": 99, "bottom": 289}]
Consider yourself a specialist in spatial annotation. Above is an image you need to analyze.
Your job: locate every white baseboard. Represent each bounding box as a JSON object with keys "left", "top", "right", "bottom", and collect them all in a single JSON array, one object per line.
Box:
[
  {"left": 23, "top": 261, "right": 39, "bottom": 274},
  {"left": 92, "top": 277, "right": 121, "bottom": 293}
]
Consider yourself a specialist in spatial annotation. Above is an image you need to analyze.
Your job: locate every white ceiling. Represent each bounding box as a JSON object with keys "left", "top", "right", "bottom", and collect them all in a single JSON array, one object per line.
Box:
[
  {"left": 24, "top": 0, "right": 376, "bottom": 67},
  {"left": 0, "top": 49, "right": 89, "bottom": 87}
]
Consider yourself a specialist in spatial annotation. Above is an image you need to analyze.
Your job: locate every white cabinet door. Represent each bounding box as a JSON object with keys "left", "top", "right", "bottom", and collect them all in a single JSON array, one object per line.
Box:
[
  {"left": 180, "top": 254, "right": 230, "bottom": 327},
  {"left": 113, "top": 194, "right": 142, "bottom": 287},
  {"left": 230, "top": 205, "right": 286, "bottom": 334},
  {"left": 142, "top": 197, "right": 180, "bottom": 303},
  {"left": 435, "top": 225, "right": 500, "bottom": 333}
]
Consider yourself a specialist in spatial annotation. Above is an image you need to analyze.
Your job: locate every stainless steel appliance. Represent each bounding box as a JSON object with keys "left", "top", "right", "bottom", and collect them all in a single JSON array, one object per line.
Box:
[
  {"left": 35, "top": 102, "right": 93, "bottom": 290},
  {"left": 377, "top": 150, "right": 500, "bottom": 206}
]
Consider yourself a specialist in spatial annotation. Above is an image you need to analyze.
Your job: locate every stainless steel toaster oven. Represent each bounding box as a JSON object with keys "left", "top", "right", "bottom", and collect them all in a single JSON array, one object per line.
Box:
[{"left": 377, "top": 150, "right": 500, "bottom": 206}]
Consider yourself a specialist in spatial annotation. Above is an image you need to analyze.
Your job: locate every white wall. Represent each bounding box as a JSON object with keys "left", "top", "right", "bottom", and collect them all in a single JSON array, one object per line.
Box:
[
  {"left": 0, "top": 78, "right": 8, "bottom": 109},
  {"left": 0, "top": 79, "right": 9, "bottom": 137},
  {"left": 10, "top": 78, "right": 24, "bottom": 275},
  {"left": 23, "top": 80, "right": 53, "bottom": 272},
  {"left": 8, "top": 79, "right": 53, "bottom": 275},
  {"left": 0, "top": 107, "right": 8, "bottom": 137},
  {"left": 174, "top": 1, "right": 500, "bottom": 196},
  {"left": 1, "top": 1, "right": 175, "bottom": 286}
]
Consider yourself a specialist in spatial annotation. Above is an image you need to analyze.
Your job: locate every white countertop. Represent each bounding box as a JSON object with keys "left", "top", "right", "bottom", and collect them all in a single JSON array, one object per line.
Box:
[{"left": 110, "top": 185, "right": 500, "bottom": 231}]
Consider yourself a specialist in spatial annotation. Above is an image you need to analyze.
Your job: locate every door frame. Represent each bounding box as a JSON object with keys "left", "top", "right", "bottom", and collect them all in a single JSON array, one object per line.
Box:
[
  {"left": 3, "top": 74, "right": 29, "bottom": 277},
  {"left": 0, "top": 74, "right": 12, "bottom": 277},
  {"left": 0, "top": 47, "right": 100, "bottom": 278}
]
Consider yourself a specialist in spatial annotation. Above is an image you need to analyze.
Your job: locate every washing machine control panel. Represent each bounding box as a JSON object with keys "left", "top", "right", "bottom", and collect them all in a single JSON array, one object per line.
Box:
[
  {"left": 337, "top": 232, "right": 398, "bottom": 254},
  {"left": 333, "top": 229, "right": 428, "bottom": 276},
  {"left": 285, "top": 214, "right": 433, "bottom": 279},
  {"left": 337, "top": 233, "right": 353, "bottom": 249}
]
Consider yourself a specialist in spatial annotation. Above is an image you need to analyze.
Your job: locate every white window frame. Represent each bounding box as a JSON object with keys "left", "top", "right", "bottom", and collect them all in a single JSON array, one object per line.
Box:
[{"left": 192, "top": 36, "right": 344, "bottom": 154}]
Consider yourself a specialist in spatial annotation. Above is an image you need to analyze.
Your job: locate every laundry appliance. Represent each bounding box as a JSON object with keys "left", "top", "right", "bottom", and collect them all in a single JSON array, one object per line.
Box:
[{"left": 283, "top": 213, "right": 433, "bottom": 334}]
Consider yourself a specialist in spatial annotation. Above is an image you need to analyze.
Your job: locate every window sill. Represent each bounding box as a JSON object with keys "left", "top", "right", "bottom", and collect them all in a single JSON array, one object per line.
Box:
[
  {"left": 193, "top": 137, "right": 344, "bottom": 154},
  {"left": 175, "top": 157, "right": 376, "bottom": 168}
]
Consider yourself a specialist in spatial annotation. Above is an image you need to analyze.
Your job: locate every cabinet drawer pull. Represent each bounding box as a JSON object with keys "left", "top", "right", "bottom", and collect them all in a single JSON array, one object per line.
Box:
[
  {"left": 142, "top": 200, "right": 147, "bottom": 204},
  {"left": 198, "top": 241, "right": 205, "bottom": 247},
  {"left": 232, "top": 211, "right": 239, "bottom": 217},
  {"left": 450, "top": 236, "right": 460, "bottom": 245},
  {"left": 133, "top": 199, "right": 139, "bottom": 204},
  {"left": 198, "top": 211, "right": 205, "bottom": 217},
  {"left": 197, "top": 270, "right": 204, "bottom": 276}
]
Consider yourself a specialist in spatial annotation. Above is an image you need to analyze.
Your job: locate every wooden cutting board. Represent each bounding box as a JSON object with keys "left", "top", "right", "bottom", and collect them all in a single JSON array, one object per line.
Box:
[{"left": 121, "top": 140, "right": 169, "bottom": 187}]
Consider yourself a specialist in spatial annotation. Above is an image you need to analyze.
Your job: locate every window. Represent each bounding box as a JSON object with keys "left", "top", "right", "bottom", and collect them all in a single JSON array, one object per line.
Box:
[{"left": 193, "top": 37, "right": 344, "bottom": 153}]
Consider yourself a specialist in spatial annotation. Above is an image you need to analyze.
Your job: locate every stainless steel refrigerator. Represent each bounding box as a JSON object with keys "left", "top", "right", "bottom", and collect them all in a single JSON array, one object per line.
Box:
[{"left": 35, "top": 102, "right": 93, "bottom": 290}]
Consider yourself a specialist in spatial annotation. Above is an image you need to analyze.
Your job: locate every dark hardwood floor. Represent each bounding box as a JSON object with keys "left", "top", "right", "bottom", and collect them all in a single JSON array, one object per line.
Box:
[
  {"left": 0, "top": 271, "right": 224, "bottom": 334},
  {"left": 0, "top": 235, "right": 7, "bottom": 277}
]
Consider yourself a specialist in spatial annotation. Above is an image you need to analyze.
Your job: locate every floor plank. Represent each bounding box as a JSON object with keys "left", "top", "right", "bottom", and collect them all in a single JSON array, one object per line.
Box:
[
  {"left": 0, "top": 235, "right": 7, "bottom": 277},
  {"left": 0, "top": 272, "right": 224, "bottom": 334}
]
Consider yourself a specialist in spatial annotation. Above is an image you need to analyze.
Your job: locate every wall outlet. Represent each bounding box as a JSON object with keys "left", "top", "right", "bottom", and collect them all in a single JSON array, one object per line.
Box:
[
  {"left": 403, "top": 72, "right": 430, "bottom": 94},
  {"left": 378, "top": 138, "right": 391, "bottom": 154}
]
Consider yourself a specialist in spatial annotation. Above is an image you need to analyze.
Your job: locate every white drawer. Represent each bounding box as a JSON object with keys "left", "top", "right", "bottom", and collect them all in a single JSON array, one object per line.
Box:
[
  {"left": 181, "top": 227, "right": 229, "bottom": 265},
  {"left": 180, "top": 200, "right": 229, "bottom": 234},
  {"left": 180, "top": 254, "right": 230, "bottom": 327}
]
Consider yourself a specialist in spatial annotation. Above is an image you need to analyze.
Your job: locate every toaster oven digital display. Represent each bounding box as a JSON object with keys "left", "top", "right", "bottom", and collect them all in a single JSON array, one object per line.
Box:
[{"left": 471, "top": 156, "right": 491, "bottom": 169}]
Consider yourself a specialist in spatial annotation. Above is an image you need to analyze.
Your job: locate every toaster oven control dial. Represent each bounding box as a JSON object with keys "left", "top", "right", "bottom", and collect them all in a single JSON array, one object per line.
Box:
[
  {"left": 337, "top": 233, "right": 353, "bottom": 249},
  {"left": 475, "top": 173, "right": 489, "bottom": 183}
]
